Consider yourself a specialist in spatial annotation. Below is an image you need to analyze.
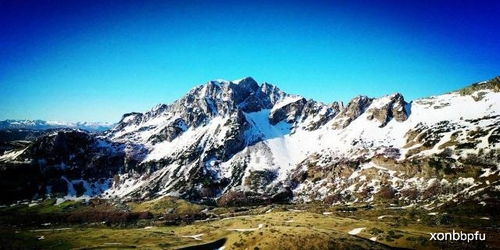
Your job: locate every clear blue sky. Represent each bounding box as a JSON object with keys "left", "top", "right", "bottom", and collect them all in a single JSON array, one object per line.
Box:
[{"left": 1, "top": 0, "right": 499, "bottom": 122}]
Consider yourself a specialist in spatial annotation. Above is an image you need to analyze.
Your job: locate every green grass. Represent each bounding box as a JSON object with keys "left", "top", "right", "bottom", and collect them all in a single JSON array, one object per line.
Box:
[{"left": 1, "top": 200, "right": 498, "bottom": 249}]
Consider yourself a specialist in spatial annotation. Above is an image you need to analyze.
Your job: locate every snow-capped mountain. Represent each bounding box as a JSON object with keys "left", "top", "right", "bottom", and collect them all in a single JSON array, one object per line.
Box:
[
  {"left": 0, "top": 120, "right": 114, "bottom": 132},
  {"left": 1, "top": 76, "right": 499, "bottom": 207}
]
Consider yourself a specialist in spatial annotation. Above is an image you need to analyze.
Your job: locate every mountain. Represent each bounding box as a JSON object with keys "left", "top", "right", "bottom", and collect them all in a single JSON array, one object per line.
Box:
[
  {"left": 0, "top": 120, "right": 114, "bottom": 132},
  {"left": 0, "top": 76, "right": 499, "bottom": 208}
]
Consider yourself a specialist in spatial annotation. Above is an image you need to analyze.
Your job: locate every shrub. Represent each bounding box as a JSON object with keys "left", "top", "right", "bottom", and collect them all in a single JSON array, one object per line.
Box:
[
  {"left": 137, "top": 211, "right": 153, "bottom": 220},
  {"left": 216, "top": 191, "right": 267, "bottom": 207},
  {"left": 376, "top": 186, "right": 396, "bottom": 200},
  {"left": 323, "top": 194, "right": 343, "bottom": 204},
  {"left": 400, "top": 187, "right": 418, "bottom": 200},
  {"left": 421, "top": 181, "right": 441, "bottom": 200},
  {"left": 217, "top": 191, "right": 247, "bottom": 207}
]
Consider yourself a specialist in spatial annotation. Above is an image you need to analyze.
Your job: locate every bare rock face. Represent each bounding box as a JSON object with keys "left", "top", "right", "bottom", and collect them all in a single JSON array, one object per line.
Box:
[
  {"left": 232, "top": 77, "right": 260, "bottom": 102},
  {"left": 267, "top": 95, "right": 342, "bottom": 129},
  {"left": 148, "top": 118, "right": 188, "bottom": 144},
  {"left": 332, "top": 96, "right": 373, "bottom": 129},
  {"left": 213, "top": 110, "right": 249, "bottom": 161},
  {"left": 269, "top": 98, "right": 307, "bottom": 125},
  {"left": 366, "top": 93, "right": 409, "bottom": 127},
  {"left": 239, "top": 94, "right": 267, "bottom": 112},
  {"left": 392, "top": 95, "right": 410, "bottom": 122},
  {"left": 238, "top": 81, "right": 284, "bottom": 112},
  {"left": 300, "top": 101, "right": 343, "bottom": 131},
  {"left": 114, "top": 112, "right": 143, "bottom": 130},
  {"left": 258, "top": 83, "right": 288, "bottom": 106}
]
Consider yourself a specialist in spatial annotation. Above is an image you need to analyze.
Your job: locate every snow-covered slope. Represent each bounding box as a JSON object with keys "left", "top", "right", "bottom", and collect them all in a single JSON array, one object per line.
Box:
[{"left": 1, "top": 76, "right": 499, "bottom": 206}]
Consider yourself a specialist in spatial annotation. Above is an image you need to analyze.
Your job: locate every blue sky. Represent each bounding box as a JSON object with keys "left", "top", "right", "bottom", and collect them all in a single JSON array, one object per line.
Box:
[{"left": 1, "top": 0, "right": 499, "bottom": 122}]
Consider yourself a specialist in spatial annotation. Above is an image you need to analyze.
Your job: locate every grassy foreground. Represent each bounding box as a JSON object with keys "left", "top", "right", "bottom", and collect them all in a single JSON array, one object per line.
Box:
[{"left": 0, "top": 197, "right": 498, "bottom": 249}]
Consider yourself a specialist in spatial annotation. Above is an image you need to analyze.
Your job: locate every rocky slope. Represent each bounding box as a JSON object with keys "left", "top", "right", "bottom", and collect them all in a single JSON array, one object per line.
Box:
[{"left": 0, "top": 76, "right": 499, "bottom": 207}]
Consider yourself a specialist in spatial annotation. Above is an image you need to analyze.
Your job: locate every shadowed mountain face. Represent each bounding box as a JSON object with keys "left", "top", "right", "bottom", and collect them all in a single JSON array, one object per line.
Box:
[{"left": 0, "top": 76, "right": 499, "bottom": 206}]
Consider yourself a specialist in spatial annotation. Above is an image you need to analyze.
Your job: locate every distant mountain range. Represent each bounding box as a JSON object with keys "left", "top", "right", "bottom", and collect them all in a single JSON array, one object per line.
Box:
[
  {"left": 0, "top": 76, "right": 498, "bottom": 208},
  {"left": 0, "top": 120, "right": 114, "bottom": 132}
]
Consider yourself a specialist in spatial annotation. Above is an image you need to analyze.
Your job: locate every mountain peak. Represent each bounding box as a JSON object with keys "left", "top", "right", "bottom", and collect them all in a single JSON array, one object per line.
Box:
[
  {"left": 198, "top": 77, "right": 259, "bottom": 94},
  {"left": 232, "top": 76, "right": 256, "bottom": 84},
  {"left": 233, "top": 77, "right": 259, "bottom": 92}
]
